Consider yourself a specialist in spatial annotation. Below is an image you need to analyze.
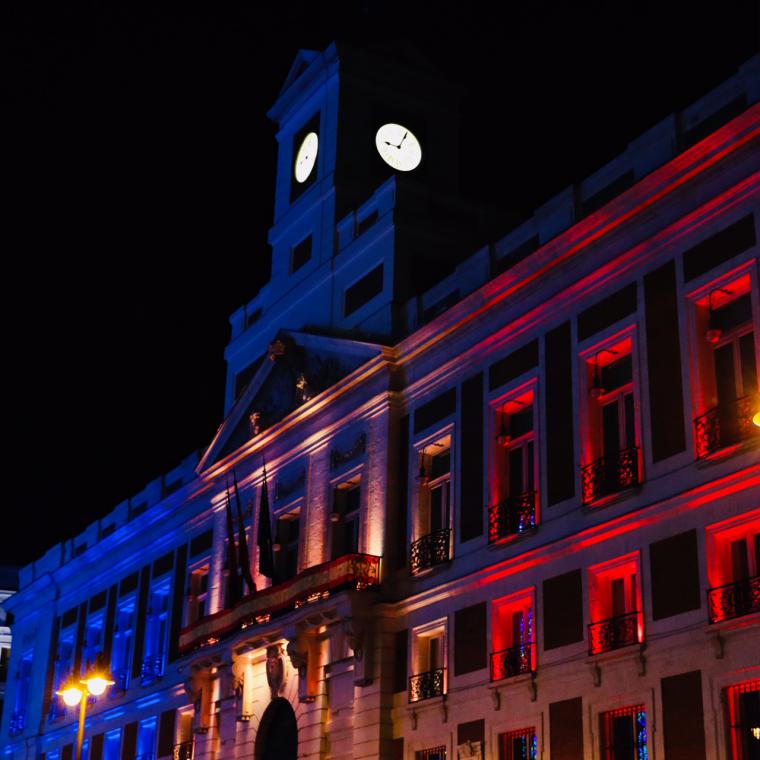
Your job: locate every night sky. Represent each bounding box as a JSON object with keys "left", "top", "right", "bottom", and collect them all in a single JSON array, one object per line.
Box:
[{"left": 6, "top": 1, "right": 758, "bottom": 568}]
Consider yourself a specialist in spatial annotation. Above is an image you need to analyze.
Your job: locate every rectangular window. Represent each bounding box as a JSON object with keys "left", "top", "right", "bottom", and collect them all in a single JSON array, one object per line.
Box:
[
  {"left": 600, "top": 705, "right": 649, "bottom": 760},
  {"left": 691, "top": 273, "right": 759, "bottom": 458},
  {"left": 50, "top": 625, "right": 76, "bottom": 720},
  {"left": 275, "top": 511, "right": 300, "bottom": 581},
  {"left": 142, "top": 576, "right": 171, "bottom": 684},
  {"left": 582, "top": 334, "right": 641, "bottom": 504},
  {"left": 9, "top": 650, "right": 33, "bottom": 736},
  {"left": 491, "top": 386, "right": 538, "bottom": 542},
  {"left": 726, "top": 679, "right": 760, "bottom": 760},
  {"left": 588, "top": 554, "right": 643, "bottom": 656},
  {"left": 650, "top": 530, "right": 701, "bottom": 620},
  {"left": 111, "top": 598, "right": 136, "bottom": 692},
  {"left": 186, "top": 563, "right": 210, "bottom": 626},
  {"left": 491, "top": 589, "right": 535, "bottom": 680},
  {"left": 543, "top": 570, "right": 584, "bottom": 650},
  {"left": 453, "top": 603, "right": 487, "bottom": 676},
  {"left": 344, "top": 264, "right": 384, "bottom": 317},
  {"left": 409, "top": 621, "right": 447, "bottom": 703},
  {"left": 103, "top": 730, "right": 122, "bottom": 760},
  {"left": 498, "top": 728, "right": 538, "bottom": 760},
  {"left": 83, "top": 612, "right": 105, "bottom": 675},
  {"left": 137, "top": 717, "right": 157, "bottom": 760},
  {"left": 331, "top": 476, "right": 360, "bottom": 560},
  {"left": 291, "top": 235, "right": 312, "bottom": 274}
]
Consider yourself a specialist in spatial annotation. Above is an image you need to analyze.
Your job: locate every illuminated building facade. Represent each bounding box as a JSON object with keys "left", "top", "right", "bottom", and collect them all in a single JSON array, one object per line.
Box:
[
  {"left": 2, "top": 44, "right": 760, "bottom": 760},
  {"left": 0, "top": 568, "right": 18, "bottom": 735}
]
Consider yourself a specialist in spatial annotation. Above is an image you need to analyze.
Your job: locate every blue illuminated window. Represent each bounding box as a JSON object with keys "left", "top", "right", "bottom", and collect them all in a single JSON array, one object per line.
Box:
[
  {"left": 104, "top": 729, "right": 121, "bottom": 760},
  {"left": 111, "top": 598, "right": 136, "bottom": 692},
  {"left": 138, "top": 717, "right": 157, "bottom": 760},
  {"left": 142, "top": 578, "right": 171, "bottom": 684}
]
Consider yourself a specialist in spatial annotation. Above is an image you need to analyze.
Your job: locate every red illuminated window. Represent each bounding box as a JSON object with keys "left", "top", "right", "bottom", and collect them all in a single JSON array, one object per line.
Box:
[
  {"left": 490, "top": 384, "right": 538, "bottom": 542},
  {"left": 588, "top": 553, "right": 643, "bottom": 655},
  {"left": 491, "top": 589, "right": 535, "bottom": 680},
  {"left": 581, "top": 333, "right": 641, "bottom": 505},
  {"left": 690, "top": 269, "right": 759, "bottom": 459},
  {"left": 498, "top": 728, "right": 537, "bottom": 760},
  {"left": 600, "top": 705, "right": 648, "bottom": 760},
  {"left": 706, "top": 511, "right": 760, "bottom": 623},
  {"left": 726, "top": 680, "right": 760, "bottom": 760}
]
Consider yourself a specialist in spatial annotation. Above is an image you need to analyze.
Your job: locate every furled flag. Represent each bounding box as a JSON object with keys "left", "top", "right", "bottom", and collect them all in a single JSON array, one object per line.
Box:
[
  {"left": 232, "top": 468, "right": 256, "bottom": 595},
  {"left": 257, "top": 460, "right": 276, "bottom": 580},
  {"left": 224, "top": 486, "right": 243, "bottom": 607}
]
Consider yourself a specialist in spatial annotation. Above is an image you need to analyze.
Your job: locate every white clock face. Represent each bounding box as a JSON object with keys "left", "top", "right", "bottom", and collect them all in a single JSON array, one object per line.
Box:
[
  {"left": 294, "top": 131, "right": 319, "bottom": 183},
  {"left": 375, "top": 123, "right": 422, "bottom": 172}
]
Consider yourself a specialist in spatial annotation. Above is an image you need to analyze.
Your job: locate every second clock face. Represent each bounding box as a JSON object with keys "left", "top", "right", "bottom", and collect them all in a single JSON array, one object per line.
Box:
[
  {"left": 294, "top": 131, "right": 319, "bottom": 183},
  {"left": 375, "top": 123, "right": 422, "bottom": 172}
]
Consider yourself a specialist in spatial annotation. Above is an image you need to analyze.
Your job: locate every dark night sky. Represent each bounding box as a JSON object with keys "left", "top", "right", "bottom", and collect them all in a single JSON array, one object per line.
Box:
[{"left": 6, "top": 1, "right": 758, "bottom": 567}]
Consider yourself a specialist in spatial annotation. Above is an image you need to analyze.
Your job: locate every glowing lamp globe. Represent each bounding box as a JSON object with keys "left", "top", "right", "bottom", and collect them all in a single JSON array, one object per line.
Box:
[
  {"left": 59, "top": 685, "right": 84, "bottom": 707},
  {"left": 754, "top": 411, "right": 760, "bottom": 428},
  {"left": 85, "top": 676, "right": 112, "bottom": 696}
]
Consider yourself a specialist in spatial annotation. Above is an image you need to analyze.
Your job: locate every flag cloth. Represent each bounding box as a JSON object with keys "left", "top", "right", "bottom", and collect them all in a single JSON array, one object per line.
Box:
[
  {"left": 232, "top": 469, "right": 256, "bottom": 595},
  {"left": 257, "top": 463, "right": 276, "bottom": 580},
  {"left": 224, "top": 487, "right": 242, "bottom": 607}
]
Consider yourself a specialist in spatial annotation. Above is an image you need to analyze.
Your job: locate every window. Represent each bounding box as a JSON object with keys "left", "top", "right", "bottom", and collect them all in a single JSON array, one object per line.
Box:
[
  {"left": 600, "top": 705, "right": 649, "bottom": 760},
  {"left": 588, "top": 554, "right": 643, "bottom": 655},
  {"left": 142, "top": 577, "right": 171, "bottom": 684},
  {"left": 137, "top": 717, "right": 157, "bottom": 760},
  {"left": 411, "top": 435, "right": 452, "bottom": 575},
  {"left": 9, "top": 650, "right": 32, "bottom": 736},
  {"left": 582, "top": 334, "right": 641, "bottom": 504},
  {"left": 691, "top": 273, "right": 759, "bottom": 458},
  {"left": 111, "top": 598, "right": 135, "bottom": 692},
  {"left": 103, "top": 729, "right": 122, "bottom": 760},
  {"left": 491, "top": 386, "right": 538, "bottom": 542},
  {"left": 491, "top": 589, "right": 535, "bottom": 680},
  {"left": 331, "top": 476, "right": 360, "bottom": 559},
  {"left": 726, "top": 680, "right": 760, "bottom": 760},
  {"left": 409, "top": 621, "right": 447, "bottom": 702},
  {"left": 706, "top": 512, "right": 760, "bottom": 623},
  {"left": 175, "top": 711, "right": 194, "bottom": 760},
  {"left": 186, "top": 564, "right": 209, "bottom": 626},
  {"left": 50, "top": 625, "right": 76, "bottom": 720},
  {"left": 0, "top": 646, "right": 9, "bottom": 682},
  {"left": 498, "top": 728, "right": 537, "bottom": 760},
  {"left": 291, "top": 235, "right": 312, "bottom": 274},
  {"left": 344, "top": 264, "right": 384, "bottom": 317},
  {"left": 275, "top": 511, "right": 300, "bottom": 581},
  {"left": 83, "top": 612, "right": 105, "bottom": 675}
]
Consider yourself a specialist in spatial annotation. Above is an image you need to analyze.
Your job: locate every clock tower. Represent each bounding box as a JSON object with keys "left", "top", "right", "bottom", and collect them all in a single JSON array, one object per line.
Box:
[{"left": 223, "top": 42, "right": 484, "bottom": 412}]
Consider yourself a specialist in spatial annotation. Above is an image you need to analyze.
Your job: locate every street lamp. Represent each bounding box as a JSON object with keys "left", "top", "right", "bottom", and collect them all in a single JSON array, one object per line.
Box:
[{"left": 56, "top": 657, "right": 114, "bottom": 760}]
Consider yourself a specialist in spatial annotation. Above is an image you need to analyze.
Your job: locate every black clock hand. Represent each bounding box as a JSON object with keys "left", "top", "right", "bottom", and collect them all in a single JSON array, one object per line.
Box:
[{"left": 398, "top": 132, "right": 408, "bottom": 148}]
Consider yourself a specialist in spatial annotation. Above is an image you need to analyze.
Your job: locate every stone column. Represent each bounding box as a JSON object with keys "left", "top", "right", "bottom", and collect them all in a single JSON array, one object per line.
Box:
[
  {"left": 364, "top": 408, "right": 390, "bottom": 558},
  {"left": 304, "top": 444, "right": 330, "bottom": 567},
  {"left": 208, "top": 506, "right": 227, "bottom": 615}
]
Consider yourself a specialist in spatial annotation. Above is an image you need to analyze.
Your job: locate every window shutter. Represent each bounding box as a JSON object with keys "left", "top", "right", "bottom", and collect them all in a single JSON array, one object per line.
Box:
[
  {"left": 90, "top": 734, "right": 104, "bottom": 760},
  {"left": 550, "top": 697, "right": 584, "bottom": 760},
  {"left": 545, "top": 322, "right": 575, "bottom": 505},
  {"left": 543, "top": 569, "right": 583, "bottom": 649},
  {"left": 169, "top": 545, "right": 188, "bottom": 663},
  {"left": 393, "top": 630, "right": 408, "bottom": 693},
  {"left": 454, "top": 602, "right": 487, "bottom": 675},
  {"left": 131, "top": 566, "right": 151, "bottom": 680},
  {"left": 103, "top": 585, "right": 118, "bottom": 662},
  {"left": 395, "top": 415, "right": 410, "bottom": 570},
  {"left": 390, "top": 738, "right": 404, "bottom": 760},
  {"left": 661, "top": 671, "right": 706, "bottom": 760},
  {"left": 158, "top": 709, "right": 176, "bottom": 757},
  {"left": 460, "top": 373, "right": 484, "bottom": 542},
  {"left": 649, "top": 530, "right": 701, "bottom": 620},
  {"left": 121, "top": 722, "right": 138, "bottom": 760},
  {"left": 645, "top": 261, "right": 686, "bottom": 461}
]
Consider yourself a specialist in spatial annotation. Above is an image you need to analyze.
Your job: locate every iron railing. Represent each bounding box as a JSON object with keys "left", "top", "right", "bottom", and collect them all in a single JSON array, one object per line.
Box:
[
  {"left": 694, "top": 395, "right": 759, "bottom": 459},
  {"left": 588, "top": 611, "right": 639, "bottom": 655},
  {"left": 408, "top": 667, "right": 446, "bottom": 703},
  {"left": 581, "top": 446, "right": 639, "bottom": 504},
  {"left": 707, "top": 575, "right": 760, "bottom": 623},
  {"left": 490, "top": 642, "right": 533, "bottom": 681},
  {"left": 410, "top": 528, "right": 451, "bottom": 575},
  {"left": 141, "top": 653, "right": 164, "bottom": 684},
  {"left": 172, "top": 742, "right": 194, "bottom": 760},
  {"left": 8, "top": 711, "right": 25, "bottom": 737},
  {"left": 488, "top": 492, "right": 537, "bottom": 543}
]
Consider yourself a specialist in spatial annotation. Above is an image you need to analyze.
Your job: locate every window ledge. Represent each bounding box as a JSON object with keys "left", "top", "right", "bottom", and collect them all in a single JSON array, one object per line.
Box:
[
  {"left": 696, "top": 437, "right": 759, "bottom": 468},
  {"left": 581, "top": 485, "right": 642, "bottom": 513},
  {"left": 487, "top": 527, "right": 538, "bottom": 550}
]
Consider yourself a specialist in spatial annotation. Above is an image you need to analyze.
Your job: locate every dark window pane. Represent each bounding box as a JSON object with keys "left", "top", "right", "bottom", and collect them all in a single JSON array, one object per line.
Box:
[
  {"left": 731, "top": 539, "right": 750, "bottom": 581},
  {"left": 739, "top": 332, "right": 757, "bottom": 395},
  {"left": 712, "top": 293, "right": 752, "bottom": 333},
  {"left": 624, "top": 393, "right": 636, "bottom": 449},
  {"left": 291, "top": 235, "right": 312, "bottom": 273},
  {"left": 508, "top": 447, "right": 524, "bottom": 496},
  {"left": 345, "top": 264, "right": 383, "bottom": 316},
  {"left": 509, "top": 406, "right": 533, "bottom": 438},
  {"left": 603, "top": 402, "right": 621, "bottom": 458},
  {"left": 601, "top": 354, "right": 632, "bottom": 392},
  {"left": 430, "top": 450, "right": 451, "bottom": 479},
  {"left": 714, "top": 343, "right": 737, "bottom": 407}
]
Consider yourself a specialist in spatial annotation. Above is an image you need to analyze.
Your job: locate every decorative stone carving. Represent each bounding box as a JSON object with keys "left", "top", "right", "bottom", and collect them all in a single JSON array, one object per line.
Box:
[{"left": 266, "top": 645, "right": 285, "bottom": 701}]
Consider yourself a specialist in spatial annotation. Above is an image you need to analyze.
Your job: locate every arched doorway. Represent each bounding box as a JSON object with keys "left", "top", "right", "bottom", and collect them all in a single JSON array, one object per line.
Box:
[{"left": 255, "top": 697, "right": 298, "bottom": 760}]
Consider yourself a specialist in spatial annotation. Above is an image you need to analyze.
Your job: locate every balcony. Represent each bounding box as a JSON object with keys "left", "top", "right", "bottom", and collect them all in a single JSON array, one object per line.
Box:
[
  {"left": 179, "top": 553, "right": 381, "bottom": 654},
  {"left": 140, "top": 653, "right": 164, "bottom": 685},
  {"left": 488, "top": 492, "right": 537, "bottom": 543},
  {"left": 581, "top": 446, "right": 639, "bottom": 505},
  {"left": 408, "top": 667, "right": 446, "bottom": 703},
  {"left": 588, "top": 611, "right": 640, "bottom": 655},
  {"left": 490, "top": 642, "right": 534, "bottom": 681},
  {"left": 410, "top": 528, "right": 451, "bottom": 576},
  {"left": 173, "top": 742, "right": 194, "bottom": 760},
  {"left": 694, "top": 395, "right": 759, "bottom": 459},
  {"left": 707, "top": 575, "right": 760, "bottom": 623},
  {"left": 8, "top": 711, "right": 25, "bottom": 737}
]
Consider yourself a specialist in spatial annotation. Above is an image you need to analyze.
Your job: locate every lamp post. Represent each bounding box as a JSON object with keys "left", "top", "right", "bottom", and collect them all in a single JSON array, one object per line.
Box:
[{"left": 56, "top": 658, "right": 114, "bottom": 760}]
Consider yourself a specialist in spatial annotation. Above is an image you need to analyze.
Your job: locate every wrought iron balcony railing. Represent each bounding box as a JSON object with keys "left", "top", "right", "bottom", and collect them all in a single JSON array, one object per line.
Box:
[
  {"left": 410, "top": 528, "right": 451, "bottom": 575},
  {"left": 490, "top": 642, "right": 534, "bottom": 681},
  {"left": 588, "top": 611, "right": 640, "bottom": 655},
  {"left": 8, "top": 711, "right": 25, "bottom": 737},
  {"left": 141, "top": 653, "right": 164, "bottom": 684},
  {"left": 408, "top": 667, "right": 446, "bottom": 703},
  {"left": 172, "top": 741, "right": 194, "bottom": 760},
  {"left": 581, "top": 446, "right": 639, "bottom": 504},
  {"left": 694, "top": 395, "right": 759, "bottom": 459},
  {"left": 707, "top": 575, "right": 760, "bottom": 623},
  {"left": 488, "top": 492, "right": 537, "bottom": 543}
]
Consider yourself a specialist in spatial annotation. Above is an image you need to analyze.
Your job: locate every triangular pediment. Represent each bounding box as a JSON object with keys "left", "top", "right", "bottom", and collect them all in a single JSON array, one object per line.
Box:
[{"left": 199, "top": 330, "right": 387, "bottom": 471}]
